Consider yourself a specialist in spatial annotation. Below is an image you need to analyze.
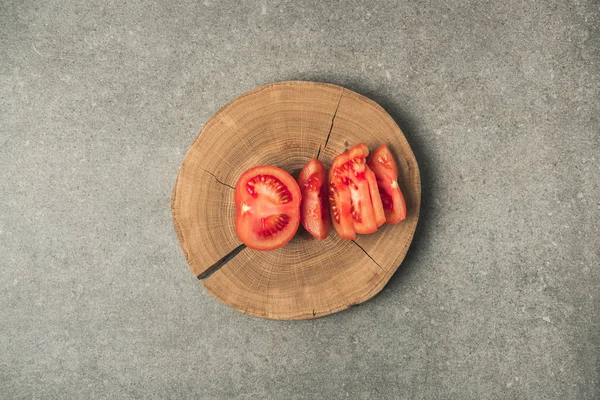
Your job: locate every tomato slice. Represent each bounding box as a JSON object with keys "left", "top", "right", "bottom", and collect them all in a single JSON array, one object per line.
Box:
[
  {"left": 348, "top": 142, "right": 369, "bottom": 158},
  {"left": 235, "top": 166, "right": 301, "bottom": 250},
  {"left": 328, "top": 143, "right": 386, "bottom": 239},
  {"left": 328, "top": 153, "right": 356, "bottom": 240},
  {"left": 367, "top": 144, "right": 407, "bottom": 224},
  {"left": 366, "top": 165, "right": 386, "bottom": 227},
  {"left": 346, "top": 144, "right": 377, "bottom": 234},
  {"left": 297, "top": 159, "right": 330, "bottom": 240}
]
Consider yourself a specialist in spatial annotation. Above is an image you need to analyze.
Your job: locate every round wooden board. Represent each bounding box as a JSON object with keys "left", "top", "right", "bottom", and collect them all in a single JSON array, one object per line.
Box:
[{"left": 172, "top": 81, "right": 421, "bottom": 320}]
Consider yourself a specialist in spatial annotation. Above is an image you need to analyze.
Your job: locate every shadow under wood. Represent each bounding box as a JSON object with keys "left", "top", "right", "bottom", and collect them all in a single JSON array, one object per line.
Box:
[{"left": 285, "top": 74, "right": 435, "bottom": 293}]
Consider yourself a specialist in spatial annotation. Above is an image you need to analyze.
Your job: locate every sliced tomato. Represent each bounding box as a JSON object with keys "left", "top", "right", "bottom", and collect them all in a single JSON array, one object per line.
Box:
[
  {"left": 366, "top": 165, "right": 386, "bottom": 227},
  {"left": 367, "top": 144, "right": 407, "bottom": 224},
  {"left": 328, "top": 153, "right": 356, "bottom": 240},
  {"left": 328, "top": 143, "right": 386, "bottom": 239},
  {"left": 297, "top": 159, "right": 330, "bottom": 240},
  {"left": 235, "top": 166, "right": 301, "bottom": 250},
  {"left": 346, "top": 144, "right": 377, "bottom": 234},
  {"left": 348, "top": 142, "right": 369, "bottom": 158}
]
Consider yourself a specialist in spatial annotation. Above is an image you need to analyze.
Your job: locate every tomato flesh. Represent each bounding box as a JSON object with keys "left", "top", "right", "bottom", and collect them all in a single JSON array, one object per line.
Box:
[
  {"left": 328, "top": 143, "right": 385, "bottom": 239},
  {"left": 366, "top": 165, "right": 386, "bottom": 227},
  {"left": 367, "top": 144, "right": 407, "bottom": 224},
  {"left": 297, "top": 159, "right": 330, "bottom": 240},
  {"left": 328, "top": 153, "right": 356, "bottom": 240},
  {"left": 235, "top": 166, "right": 301, "bottom": 250},
  {"left": 347, "top": 153, "right": 377, "bottom": 234}
]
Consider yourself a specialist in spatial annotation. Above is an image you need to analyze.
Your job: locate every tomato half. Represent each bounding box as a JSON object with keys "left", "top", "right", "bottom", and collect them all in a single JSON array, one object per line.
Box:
[
  {"left": 235, "top": 166, "right": 302, "bottom": 250},
  {"left": 297, "top": 159, "right": 330, "bottom": 240},
  {"left": 367, "top": 144, "right": 407, "bottom": 224}
]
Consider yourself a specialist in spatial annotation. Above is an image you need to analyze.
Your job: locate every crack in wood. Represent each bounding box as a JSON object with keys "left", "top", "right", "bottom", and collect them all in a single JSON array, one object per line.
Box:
[
  {"left": 324, "top": 91, "right": 343, "bottom": 149},
  {"left": 203, "top": 169, "right": 234, "bottom": 189},
  {"left": 317, "top": 89, "right": 343, "bottom": 160},
  {"left": 351, "top": 240, "right": 383, "bottom": 270},
  {"left": 197, "top": 244, "right": 246, "bottom": 280}
]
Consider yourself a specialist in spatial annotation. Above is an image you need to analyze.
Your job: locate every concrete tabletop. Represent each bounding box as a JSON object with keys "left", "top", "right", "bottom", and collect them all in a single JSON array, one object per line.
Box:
[{"left": 1, "top": 1, "right": 599, "bottom": 398}]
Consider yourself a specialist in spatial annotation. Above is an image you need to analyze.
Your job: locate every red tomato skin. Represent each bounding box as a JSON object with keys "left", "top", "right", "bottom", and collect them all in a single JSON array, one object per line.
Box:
[
  {"left": 328, "top": 153, "right": 356, "bottom": 240},
  {"left": 368, "top": 145, "right": 407, "bottom": 224},
  {"left": 346, "top": 143, "right": 377, "bottom": 234},
  {"left": 366, "top": 165, "right": 386, "bottom": 227},
  {"left": 298, "top": 159, "right": 330, "bottom": 240}
]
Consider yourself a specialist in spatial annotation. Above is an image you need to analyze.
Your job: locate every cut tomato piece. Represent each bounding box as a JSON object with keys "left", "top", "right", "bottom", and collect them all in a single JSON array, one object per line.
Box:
[
  {"left": 328, "top": 143, "right": 385, "bottom": 239},
  {"left": 348, "top": 142, "right": 369, "bottom": 158},
  {"left": 368, "top": 144, "right": 407, "bottom": 224},
  {"left": 366, "top": 165, "right": 386, "bottom": 227},
  {"left": 346, "top": 144, "right": 377, "bottom": 234},
  {"left": 328, "top": 153, "right": 356, "bottom": 240},
  {"left": 235, "top": 166, "right": 302, "bottom": 250},
  {"left": 297, "top": 159, "right": 330, "bottom": 240}
]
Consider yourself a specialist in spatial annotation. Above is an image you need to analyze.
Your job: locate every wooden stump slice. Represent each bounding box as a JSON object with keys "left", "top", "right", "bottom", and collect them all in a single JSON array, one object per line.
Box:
[{"left": 172, "top": 81, "right": 421, "bottom": 320}]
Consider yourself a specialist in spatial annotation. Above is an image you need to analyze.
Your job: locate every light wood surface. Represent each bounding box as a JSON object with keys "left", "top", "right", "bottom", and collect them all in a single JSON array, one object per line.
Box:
[{"left": 171, "top": 81, "right": 421, "bottom": 320}]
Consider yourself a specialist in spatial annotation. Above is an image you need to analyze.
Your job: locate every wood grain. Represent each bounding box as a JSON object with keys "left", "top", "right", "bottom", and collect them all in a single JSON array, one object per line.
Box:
[{"left": 171, "top": 81, "right": 421, "bottom": 320}]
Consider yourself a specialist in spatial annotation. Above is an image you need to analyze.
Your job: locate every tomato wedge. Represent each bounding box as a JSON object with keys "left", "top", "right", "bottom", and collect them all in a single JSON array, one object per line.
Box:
[
  {"left": 328, "top": 152, "right": 356, "bottom": 240},
  {"left": 346, "top": 144, "right": 377, "bottom": 234},
  {"left": 366, "top": 165, "right": 386, "bottom": 227},
  {"left": 235, "top": 166, "right": 301, "bottom": 250},
  {"left": 328, "top": 143, "right": 386, "bottom": 239},
  {"left": 367, "top": 144, "right": 407, "bottom": 224},
  {"left": 297, "top": 159, "right": 330, "bottom": 240}
]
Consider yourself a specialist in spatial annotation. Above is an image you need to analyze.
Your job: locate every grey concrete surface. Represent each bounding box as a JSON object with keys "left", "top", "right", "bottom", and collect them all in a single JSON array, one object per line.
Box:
[{"left": 1, "top": 0, "right": 599, "bottom": 398}]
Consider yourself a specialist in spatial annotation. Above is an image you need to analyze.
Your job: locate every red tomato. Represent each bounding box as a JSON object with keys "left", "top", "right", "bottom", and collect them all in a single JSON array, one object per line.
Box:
[
  {"left": 367, "top": 144, "right": 407, "bottom": 224},
  {"left": 328, "top": 143, "right": 385, "bottom": 239},
  {"left": 328, "top": 153, "right": 356, "bottom": 240},
  {"left": 366, "top": 165, "right": 386, "bottom": 227},
  {"left": 297, "top": 159, "right": 330, "bottom": 240},
  {"left": 346, "top": 144, "right": 377, "bottom": 234},
  {"left": 235, "top": 166, "right": 302, "bottom": 250}
]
